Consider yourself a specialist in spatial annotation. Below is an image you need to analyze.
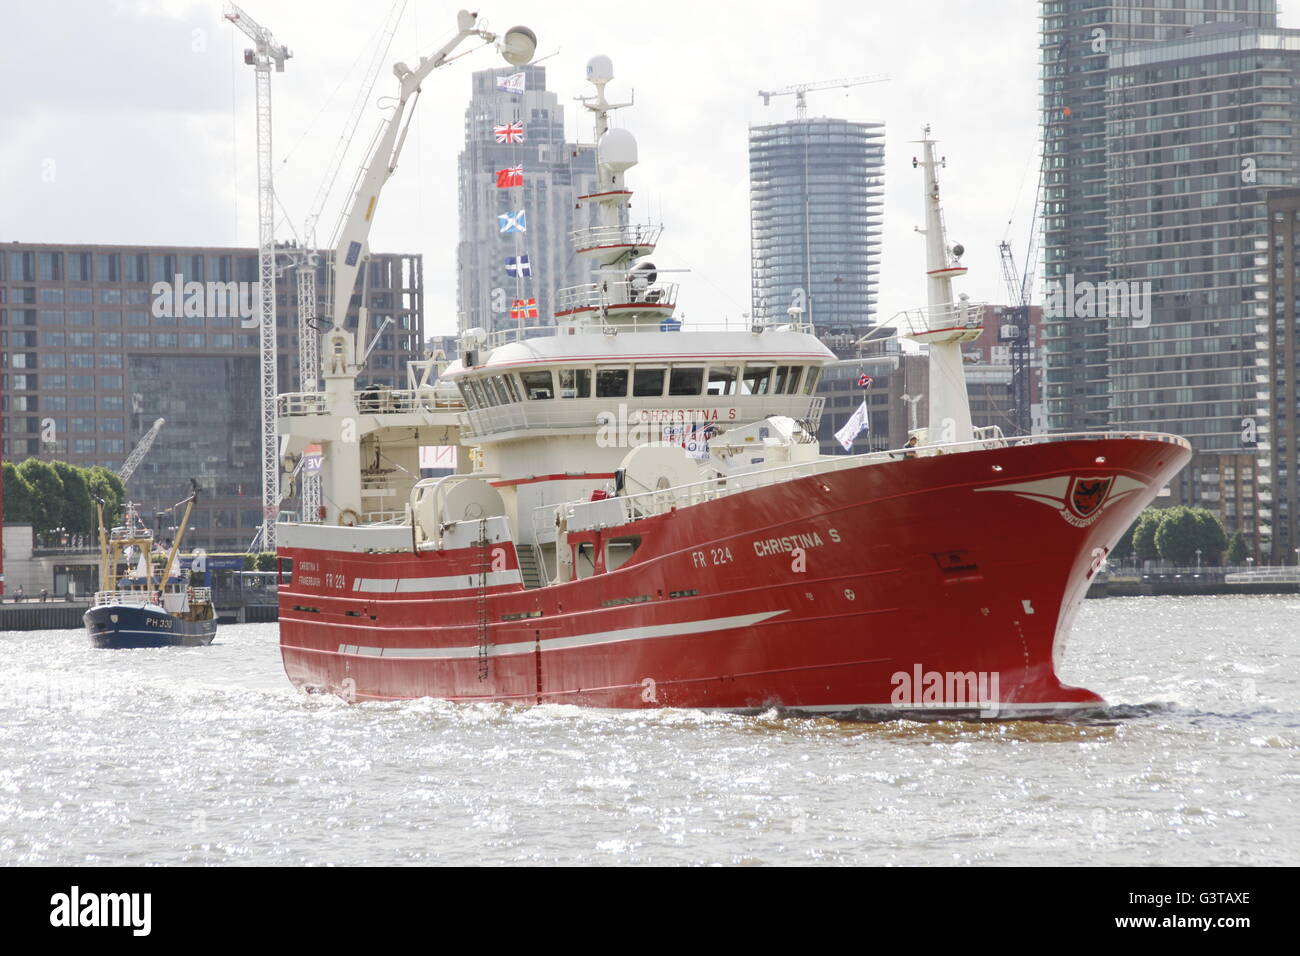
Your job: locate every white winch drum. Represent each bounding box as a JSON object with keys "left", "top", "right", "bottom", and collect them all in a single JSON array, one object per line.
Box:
[{"left": 414, "top": 478, "right": 505, "bottom": 540}]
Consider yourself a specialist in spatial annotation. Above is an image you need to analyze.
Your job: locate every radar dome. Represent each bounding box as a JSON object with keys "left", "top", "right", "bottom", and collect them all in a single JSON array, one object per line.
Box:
[
  {"left": 598, "top": 127, "right": 638, "bottom": 172},
  {"left": 586, "top": 55, "right": 614, "bottom": 83}
]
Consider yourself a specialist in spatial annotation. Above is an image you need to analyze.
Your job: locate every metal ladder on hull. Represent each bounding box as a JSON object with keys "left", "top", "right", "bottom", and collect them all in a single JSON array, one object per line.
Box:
[{"left": 476, "top": 518, "right": 490, "bottom": 682}]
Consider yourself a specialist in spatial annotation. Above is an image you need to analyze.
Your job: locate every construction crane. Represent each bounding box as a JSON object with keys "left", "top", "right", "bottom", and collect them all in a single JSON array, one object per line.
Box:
[
  {"left": 118, "top": 418, "right": 165, "bottom": 483},
  {"left": 224, "top": 2, "right": 290, "bottom": 553},
  {"left": 997, "top": 191, "right": 1040, "bottom": 436},
  {"left": 758, "top": 74, "right": 890, "bottom": 119}
]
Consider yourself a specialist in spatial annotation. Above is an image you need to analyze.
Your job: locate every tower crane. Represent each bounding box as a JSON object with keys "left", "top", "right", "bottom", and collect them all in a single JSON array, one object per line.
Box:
[
  {"left": 758, "top": 74, "right": 890, "bottom": 119},
  {"left": 224, "top": 2, "right": 290, "bottom": 552},
  {"left": 997, "top": 171, "right": 1042, "bottom": 437},
  {"left": 117, "top": 418, "right": 165, "bottom": 483}
]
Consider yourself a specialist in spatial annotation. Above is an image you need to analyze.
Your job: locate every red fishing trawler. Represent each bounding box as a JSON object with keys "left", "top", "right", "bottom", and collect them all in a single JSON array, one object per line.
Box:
[{"left": 274, "top": 14, "right": 1189, "bottom": 717}]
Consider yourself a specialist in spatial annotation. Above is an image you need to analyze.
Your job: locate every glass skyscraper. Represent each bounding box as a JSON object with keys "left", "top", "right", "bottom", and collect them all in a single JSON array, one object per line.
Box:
[
  {"left": 748, "top": 119, "right": 884, "bottom": 331},
  {"left": 1039, "top": 0, "right": 1278, "bottom": 434},
  {"left": 1105, "top": 26, "right": 1300, "bottom": 447},
  {"left": 1, "top": 243, "right": 422, "bottom": 552}
]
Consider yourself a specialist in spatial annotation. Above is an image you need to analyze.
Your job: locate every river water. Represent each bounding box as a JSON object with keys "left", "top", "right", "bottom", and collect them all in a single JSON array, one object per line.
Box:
[{"left": 1, "top": 595, "right": 1296, "bottom": 866}]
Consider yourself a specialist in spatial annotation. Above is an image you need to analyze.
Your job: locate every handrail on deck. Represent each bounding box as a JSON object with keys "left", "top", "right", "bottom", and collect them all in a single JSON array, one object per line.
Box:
[{"left": 558, "top": 430, "right": 1191, "bottom": 529}]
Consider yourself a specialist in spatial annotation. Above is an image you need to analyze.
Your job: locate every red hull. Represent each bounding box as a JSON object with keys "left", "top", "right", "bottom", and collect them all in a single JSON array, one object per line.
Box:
[{"left": 278, "top": 437, "right": 1188, "bottom": 716}]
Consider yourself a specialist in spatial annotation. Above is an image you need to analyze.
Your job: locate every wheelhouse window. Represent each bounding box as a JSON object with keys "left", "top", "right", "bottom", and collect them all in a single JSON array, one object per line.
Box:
[
  {"left": 668, "top": 365, "right": 704, "bottom": 396},
  {"left": 501, "top": 373, "right": 522, "bottom": 403},
  {"left": 485, "top": 376, "right": 509, "bottom": 406},
  {"left": 773, "top": 365, "right": 802, "bottom": 395},
  {"left": 558, "top": 367, "right": 591, "bottom": 399},
  {"left": 632, "top": 366, "right": 666, "bottom": 397},
  {"left": 706, "top": 365, "right": 738, "bottom": 396},
  {"left": 740, "top": 364, "right": 774, "bottom": 395},
  {"left": 596, "top": 366, "right": 628, "bottom": 398},
  {"left": 520, "top": 369, "right": 554, "bottom": 400},
  {"left": 802, "top": 367, "right": 822, "bottom": 395},
  {"left": 459, "top": 380, "right": 479, "bottom": 410}
]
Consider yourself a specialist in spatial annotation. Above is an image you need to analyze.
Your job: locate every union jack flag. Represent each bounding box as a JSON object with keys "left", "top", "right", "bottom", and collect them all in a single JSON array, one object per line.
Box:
[
  {"left": 858, "top": 372, "right": 874, "bottom": 388},
  {"left": 493, "top": 123, "right": 525, "bottom": 144},
  {"left": 510, "top": 298, "right": 538, "bottom": 320},
  {"left": 496, "top": 165, "right": 524, "bottom": 188}
]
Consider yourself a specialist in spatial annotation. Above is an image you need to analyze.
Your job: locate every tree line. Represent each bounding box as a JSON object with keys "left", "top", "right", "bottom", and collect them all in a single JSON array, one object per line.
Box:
[
  {"left": 1111, "top": 506, "right": 1249, "bottom": 566},
  {"left": 2, "top": 459, "right": 127, "bottom": 537}
]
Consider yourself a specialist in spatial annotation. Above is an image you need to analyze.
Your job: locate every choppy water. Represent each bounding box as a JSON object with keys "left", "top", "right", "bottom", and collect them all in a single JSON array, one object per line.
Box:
[{"left": 1, "top": 596, "right": 1296, "bottom": 866}]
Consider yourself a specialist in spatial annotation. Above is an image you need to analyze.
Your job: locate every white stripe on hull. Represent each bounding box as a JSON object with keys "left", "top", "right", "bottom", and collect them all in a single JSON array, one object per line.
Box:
[
  {"left": 352, "top": 569, "right": 522, "bottom": 593},
  {"left": 336, "top": 609, "right": 788, "bottom": 660}
]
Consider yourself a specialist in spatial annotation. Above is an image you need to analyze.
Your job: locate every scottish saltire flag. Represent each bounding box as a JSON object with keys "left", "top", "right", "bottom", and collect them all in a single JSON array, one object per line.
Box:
[
  {"left": 835, "top": 399, "right": 870, "bottom": 452},
  {"left": 496, "top": 72, "right": 526, "bottom": 94},
  {"left": 498, "top": 210, "right": 527, "bottom": 233},
  {"left": 493, "top": 123, "right": 525, "bottom": 144},
  {"left": 510, "top": 298, "right": 538, "bottom": 319},
  {"left": 505, "top": 255, "right": 532, "bottom": 278},
  {"left": 496, "top": 165, "right": 524, "bottom": 188}
]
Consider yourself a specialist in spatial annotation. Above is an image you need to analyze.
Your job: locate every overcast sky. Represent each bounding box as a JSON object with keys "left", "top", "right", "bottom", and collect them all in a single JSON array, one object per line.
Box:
[{"left": 4, "top": 1, "right": 1060, "bottom": 335}]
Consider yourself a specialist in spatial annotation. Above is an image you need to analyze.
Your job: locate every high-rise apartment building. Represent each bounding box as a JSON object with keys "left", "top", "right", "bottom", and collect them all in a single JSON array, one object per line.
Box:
[
  {"left": 1039, "top": 0, "right": 1278, "bottom": 434},
  {"left": 749, "top": 119, "right": 885, "bottom": 330},
  {"left": 456, "top": 65, "right": 598, "bottom": 336},
  {"left": 1261, "top": 187, "right": 1300, "bottom": 558},
  {"left": 1104, "top": 25, "right": 1300, "bottom": 543},
  {"left": 1, "top": 242, "right": 422, "bottom": 552}
]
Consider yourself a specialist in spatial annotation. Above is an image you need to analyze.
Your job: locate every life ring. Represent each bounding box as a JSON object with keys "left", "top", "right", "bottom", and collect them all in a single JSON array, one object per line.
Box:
[{"left": 339, "top": 508, "right": 361, "bottom": 527}]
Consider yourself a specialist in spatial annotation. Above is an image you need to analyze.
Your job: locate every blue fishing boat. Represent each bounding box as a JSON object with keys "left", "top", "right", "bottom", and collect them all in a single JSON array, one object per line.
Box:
[{"left": 84, "top": 485, "right": 217, "bottom": 648}]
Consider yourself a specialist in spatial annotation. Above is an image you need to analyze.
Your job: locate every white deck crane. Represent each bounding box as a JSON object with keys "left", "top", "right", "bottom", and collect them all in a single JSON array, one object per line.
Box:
[
  {"left": 289, "top": 0, "right": 406, "bottom": 524},
  {"left": 296, "top": 0, "right": 407, "bottom": 395},
  {"left": 224, "top": 2, "right": 290, "bottom": 552},
  {"left": 321, "top": 11, "right": 537, "bottom": 376},
  {"left": 118, "top": 418, "right": 165, "bottom": 483},
  {"left": 758, "top": 74, "right": 890, "bottom": 119}
]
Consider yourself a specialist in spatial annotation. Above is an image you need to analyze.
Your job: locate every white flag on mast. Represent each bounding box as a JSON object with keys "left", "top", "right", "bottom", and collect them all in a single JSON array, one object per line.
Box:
[{"left": 835, "top": 399, "right": 870, "bottom": 452}]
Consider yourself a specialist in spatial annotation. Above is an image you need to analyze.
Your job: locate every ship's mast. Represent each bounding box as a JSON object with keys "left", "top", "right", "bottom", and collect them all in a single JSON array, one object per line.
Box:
[
  {"left": 907, "top": 126, "right": 981, "bottom": 444},
  {"left": 563, "top": 57, "right": 676, "bottom": 330}
]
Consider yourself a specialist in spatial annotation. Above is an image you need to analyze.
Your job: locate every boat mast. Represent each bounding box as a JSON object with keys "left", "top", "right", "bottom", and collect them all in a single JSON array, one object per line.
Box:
[
  {"left": 94, "top": 497, "right": 110, "bottom": 594},
  {"left": 908, "top": 126, "right": 981, "bottom": 444},
  {"left": 161, "top": 482, "right": 200, "bottom": 588}
]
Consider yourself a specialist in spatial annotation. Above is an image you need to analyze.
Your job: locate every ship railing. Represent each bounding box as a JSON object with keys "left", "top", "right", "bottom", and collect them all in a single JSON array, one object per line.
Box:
[
  {"left": 859, "top": 302, "right": 989, "bottom": 344},
  {"left": 560, "top": 430, "right": 1193, "bottom": 529},
  {"left": 485, "top": 315, "right": 815, "bottom": 348},
  {"left": 554, "top": 281, "right": 680, "bottom": 314},
  {"left": 277, "top": 388, "right": 464, "bottom": 417},
  {"left": 92, "top": 590, "right": 157, "bottom": 607},
  {"left": 458, "top": 395, "right": 824, "bottom": 439},
  {"left": 570, "top": 222, "right": 663, "bottom": 251},
  {"left": 362, "top": 509, "right": 409, "bottom": 526}
]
